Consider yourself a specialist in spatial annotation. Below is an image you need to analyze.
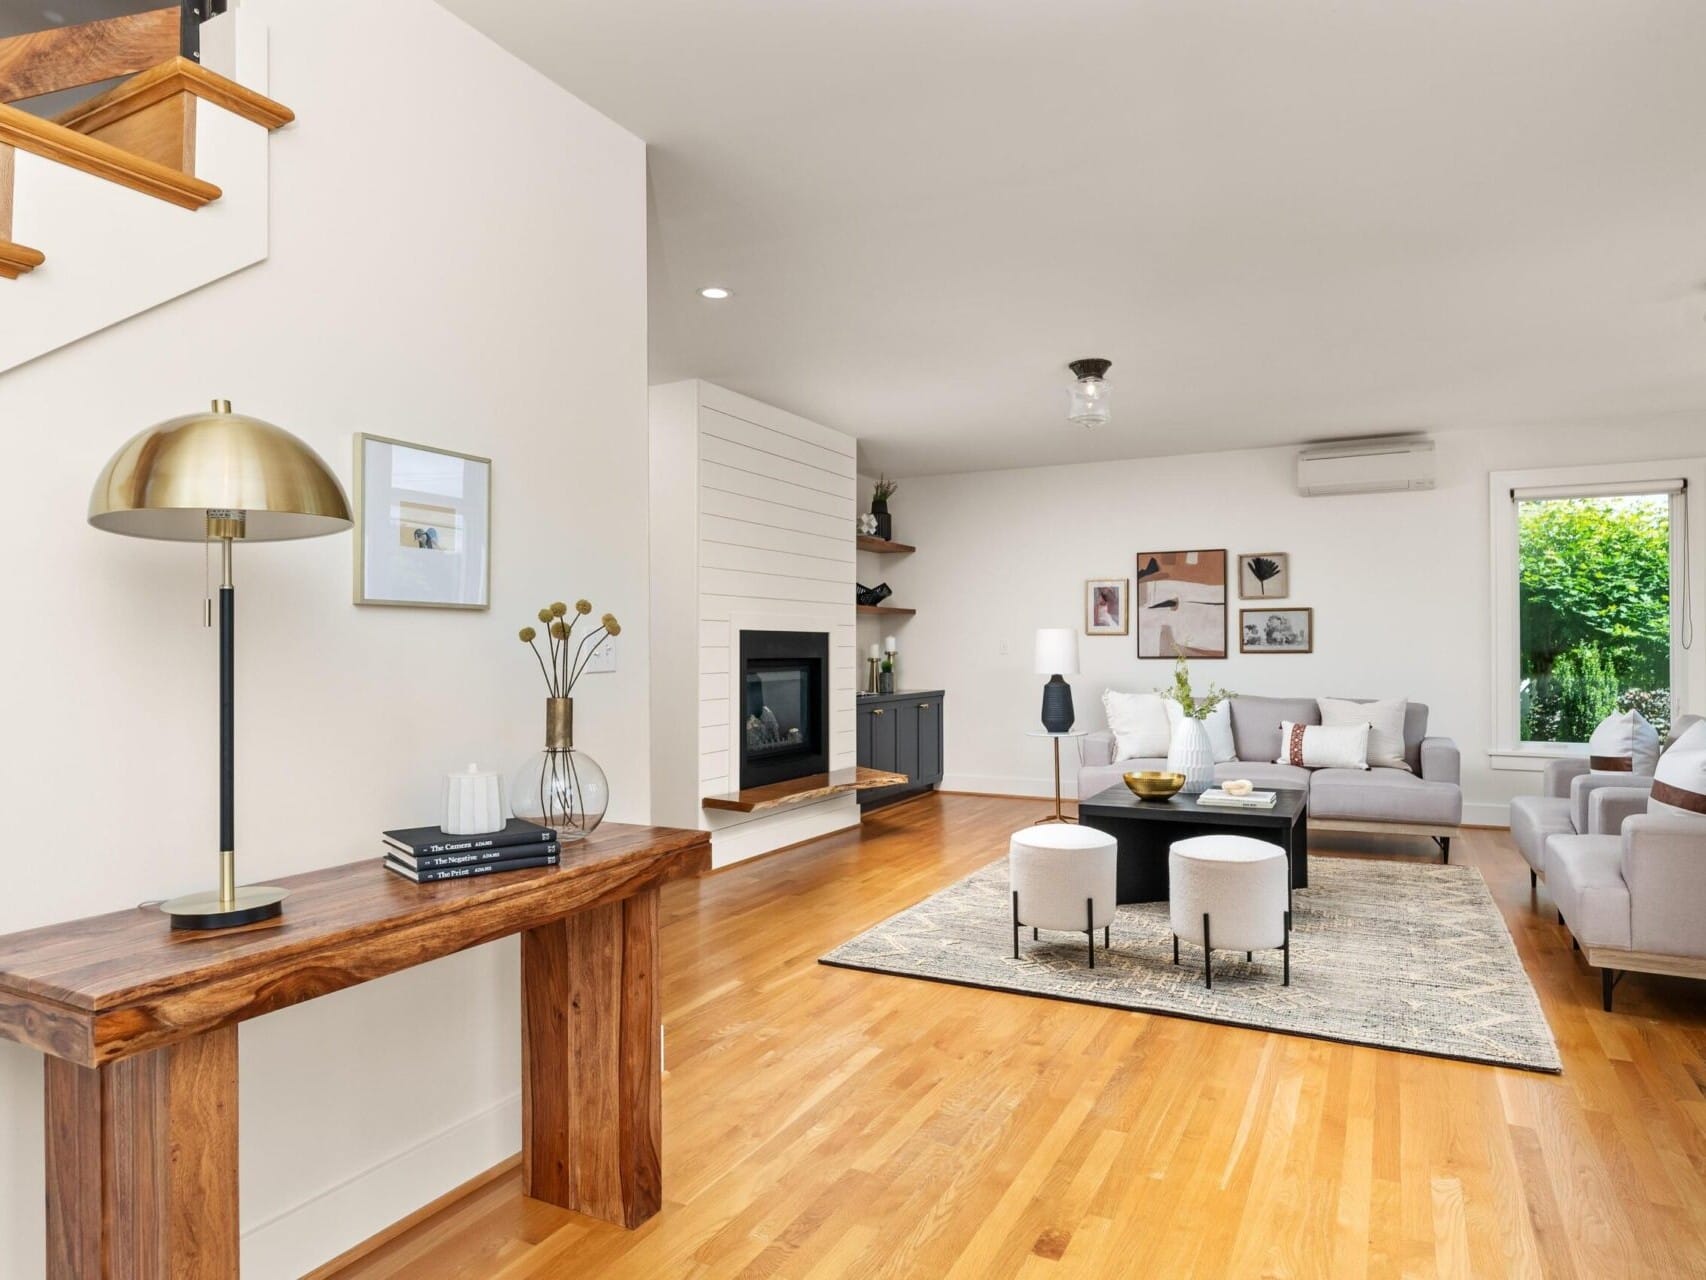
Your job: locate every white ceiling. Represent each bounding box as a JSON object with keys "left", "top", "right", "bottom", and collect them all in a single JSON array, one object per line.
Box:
[{"left": 440, "top": 0, "right": 1706, "bottom": 476}]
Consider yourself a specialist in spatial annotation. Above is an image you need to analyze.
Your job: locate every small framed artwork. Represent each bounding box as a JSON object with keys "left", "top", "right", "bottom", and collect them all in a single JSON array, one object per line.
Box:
[
  {"left": 1241, "top": 607, "right": 1313, "bottom": 654},
  {"left": 1136, "top": 549, "right": 1227, "bottom": 658},
  {"left": 1238, "top": 552, "right": 1289, "bottom": 599},
  {"left": 354, "top": 434, "right": 491, "bottom": 609},
  {"left": 1085, "top": 578, "right": 1129, "bottom": 635}
]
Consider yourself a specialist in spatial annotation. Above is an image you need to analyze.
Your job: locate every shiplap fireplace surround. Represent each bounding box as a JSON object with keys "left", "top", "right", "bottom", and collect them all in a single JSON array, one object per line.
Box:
[{"left": 649, "top": 380, "right": 859, "bottom": 868}]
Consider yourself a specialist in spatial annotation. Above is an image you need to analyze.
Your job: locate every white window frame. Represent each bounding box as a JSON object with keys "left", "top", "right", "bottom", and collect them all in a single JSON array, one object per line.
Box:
[{"left": 1489, "top": 458, "right": 1704, "bottom": 772}]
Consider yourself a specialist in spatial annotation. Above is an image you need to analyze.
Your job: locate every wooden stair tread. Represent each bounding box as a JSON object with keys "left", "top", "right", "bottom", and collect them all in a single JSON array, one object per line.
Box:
[
  {"left": 0, "top": 6, "right": 177, "bottom": 105},
  {"left": 0, "top": 238, "right": 44, "bottom": 277},
  {"left": 0, "top": 98, "right": 219, "bottom": 209},
  {"left": 702, "top": 767, "right": 910, "bottom": 813},
  {"left": 55, "top": 56, "right": 294, "bottom": 135}
]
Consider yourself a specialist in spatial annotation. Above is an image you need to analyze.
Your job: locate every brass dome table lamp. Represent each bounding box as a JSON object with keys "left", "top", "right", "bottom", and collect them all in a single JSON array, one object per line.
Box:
[{"left": 89, "top": 400, "right": 352, "bottom": 930}]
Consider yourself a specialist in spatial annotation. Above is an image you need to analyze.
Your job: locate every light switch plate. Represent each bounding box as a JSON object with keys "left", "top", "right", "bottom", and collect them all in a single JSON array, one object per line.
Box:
[{"left": 583, "top": 636, "right": 617, "bottom": 673}]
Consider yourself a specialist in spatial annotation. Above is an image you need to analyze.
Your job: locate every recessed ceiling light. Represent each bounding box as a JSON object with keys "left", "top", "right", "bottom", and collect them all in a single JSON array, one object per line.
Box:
[{"left": 699, "top": 287, "right": 731, "bottom": 300}]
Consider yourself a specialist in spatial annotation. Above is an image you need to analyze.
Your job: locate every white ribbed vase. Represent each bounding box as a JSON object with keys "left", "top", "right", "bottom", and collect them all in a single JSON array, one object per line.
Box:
[{"left": 1167, "top": 717, "right": 1216, "bottom": 796}]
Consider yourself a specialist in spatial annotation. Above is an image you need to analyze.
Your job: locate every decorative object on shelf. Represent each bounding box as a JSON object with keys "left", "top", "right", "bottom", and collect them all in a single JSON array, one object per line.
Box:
[
  {"left": 880, "top": 652, "right": 895, "bottom": 694},
  {"left": 1238, "top": 553, "right": 1289, "bottom": 599},
  {"left": 1240, "top": 607, "right": 1313, "bottom": 654},
  {"left": 1136, "top": 548, "right": 1227, "bottom": 659},
  {"left": 858, "top": 512, "right": 878, "bottom": 536},
  {"left": 1085, "top": 577, "right": 1129, "bottom": 635},
  {"left": 382, "top": 816, "right": 559, "bottom": 881},
  {"left": 856, "top": 581, "right": 893, "bottom": 607},
  {"left": 354, "top": 434, "right": 491, "bottom": 609},
  {"left": 881, "top": 634, "right": 899, "bottom": 692},
  {"left": 443, "top": 763, "right": 505, "bottom": 835},
  {"left": 88, "top": 398, "right": 352, "bottom": 930},
  {"left": 1067, "top": 358, "right": 1112, "bottom": 428},
  {"left": 1123, "top": 770, "right": 1185, "bottom": 801},
  {"left": 870, "top": 474, "right": 898, "bottom": 541},
  {"left": 1034, "top": 627, "right": 1080, "bottom": 732},
  {"left": 866, "top": 643, "right": 882, "bottom": 694},
  {"left": 511, "top": 599, "right": 618, "bottom": 839},
  {"left": 1165, "top": 648, "right": 1232, "bottom": 795}
]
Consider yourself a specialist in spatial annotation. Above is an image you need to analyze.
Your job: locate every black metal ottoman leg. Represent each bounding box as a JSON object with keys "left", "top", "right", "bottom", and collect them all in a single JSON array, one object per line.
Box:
[
  {"left": 1203, "top": 912, "right": 1212, "bottom": 990},
  {"left": 1012, "top": 890, "right": 1019, "bottom": 959},
  {"left": 1172, "top": 934, "right": 1179, "bottom": 965},
  {"left": 1086, "top": 897, "right": 1095, "bottom": 969},
  {"left": 1283, "top": 910, "right": 1291, "bottom": 987}
]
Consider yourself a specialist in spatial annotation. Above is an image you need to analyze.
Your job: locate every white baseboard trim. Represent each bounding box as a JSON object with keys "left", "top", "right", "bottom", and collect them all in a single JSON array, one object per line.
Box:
[
  {"left": 942, "top": 776, "right": 1513, "bottom": 831},
  {"left": 242, "top": 1092, "right": 522, "bottom": 1280}
]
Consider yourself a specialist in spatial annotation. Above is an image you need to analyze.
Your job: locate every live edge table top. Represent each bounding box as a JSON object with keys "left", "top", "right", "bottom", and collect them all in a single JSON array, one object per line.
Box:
[{"left": 0, "top": 822, "right": 711, "bottom": 1069}]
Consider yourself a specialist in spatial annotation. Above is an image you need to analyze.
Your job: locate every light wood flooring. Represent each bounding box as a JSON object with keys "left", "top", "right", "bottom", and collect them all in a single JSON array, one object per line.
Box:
[{"left": 323, "top": 794, "right": 1706, "bottom": 1279}]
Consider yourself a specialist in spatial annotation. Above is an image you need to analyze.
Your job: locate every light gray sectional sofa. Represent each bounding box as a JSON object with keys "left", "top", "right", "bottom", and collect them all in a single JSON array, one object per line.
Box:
[{"left": 1079, "top": 695, "right": 1463, "bottom": 858}]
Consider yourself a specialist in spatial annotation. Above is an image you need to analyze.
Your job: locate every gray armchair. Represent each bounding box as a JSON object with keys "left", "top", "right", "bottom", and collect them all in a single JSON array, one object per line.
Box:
[{"left": 1546, "top": 809, "right": 1706, "bottom": 1011}]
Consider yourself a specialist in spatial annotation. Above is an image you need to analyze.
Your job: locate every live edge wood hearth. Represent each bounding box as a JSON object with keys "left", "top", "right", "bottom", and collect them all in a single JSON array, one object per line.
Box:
[{"left": 0, "top": 822, "right": 710, "bottom": 1279}]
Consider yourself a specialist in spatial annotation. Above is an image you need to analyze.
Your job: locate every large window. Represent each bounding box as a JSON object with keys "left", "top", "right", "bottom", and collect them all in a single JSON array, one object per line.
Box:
[
  {"left": 1517, "top": 493, "right": 1673, "bottom": 742},
  {"left": 1491, "top": 462, "right": 1699, "bottom": 765}
]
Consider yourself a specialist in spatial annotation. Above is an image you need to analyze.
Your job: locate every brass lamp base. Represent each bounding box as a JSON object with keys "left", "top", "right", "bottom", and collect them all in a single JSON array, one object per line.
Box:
[{"left": 162, "top": 885, "right": 288, "bottom": 931}]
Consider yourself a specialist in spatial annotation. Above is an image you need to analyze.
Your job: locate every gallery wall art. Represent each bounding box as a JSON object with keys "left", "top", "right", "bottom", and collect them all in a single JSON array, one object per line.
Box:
[
  {"left": 1085, "top": 578, "right": 1129, "bottom": 635},
  {"left": 1241, "top": 607, "right": 1313, "bottom": 654},
  {"left": 354, "top": 434, "right": 492, "bottom": 609},
  {"left": 1238, "top": 553, "right": 1289, "bottom": 598},
  {"left": 1135, "top": 549, "right": 1226, "bottom": 658}
]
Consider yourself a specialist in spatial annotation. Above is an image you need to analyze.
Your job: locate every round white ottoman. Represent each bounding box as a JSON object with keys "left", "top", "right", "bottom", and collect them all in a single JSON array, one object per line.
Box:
[
  {"left": 1168, "top": 834, "right": 1291, "bottom": 989},
  {"left": 1009, "top": 825, "right": 1118, "bottom": 968}
]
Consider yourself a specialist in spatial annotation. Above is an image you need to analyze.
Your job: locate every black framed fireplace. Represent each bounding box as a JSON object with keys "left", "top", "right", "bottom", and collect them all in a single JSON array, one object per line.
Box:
[{"left": 739, "top": 629, "right": 830, "bottom": 789}]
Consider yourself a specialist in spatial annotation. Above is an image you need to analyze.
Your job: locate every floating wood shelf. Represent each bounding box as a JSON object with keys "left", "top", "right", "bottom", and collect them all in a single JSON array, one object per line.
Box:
[
  {"left": 857, "top": 604, "right": 916, "bottom": 616},
  {"left": 856, "top": 535, "right": 916, "bottom": 554},
  {"left": 702, "top": 766, "right": 909, "bottom": 813},
  {"left": 0, "top": 6, "right": 178, "bottom": 104}
]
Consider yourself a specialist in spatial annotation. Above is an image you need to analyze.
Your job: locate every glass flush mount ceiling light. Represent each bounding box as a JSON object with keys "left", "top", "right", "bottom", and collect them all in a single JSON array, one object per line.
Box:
[{"left": 1067, "top": 358, "right": 1112, "bottom": 428}]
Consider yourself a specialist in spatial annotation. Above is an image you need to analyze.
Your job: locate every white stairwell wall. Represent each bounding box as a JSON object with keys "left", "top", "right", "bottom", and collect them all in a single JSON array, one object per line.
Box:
[
  {"left": 1, "top": 10, "right": 272, "bottom": 372},
  {"left": 651, "top": 380, "right": 860, "bottom": 867},
  {"left": 0, "top": 0, "right": 648, "bottom": 1275}
]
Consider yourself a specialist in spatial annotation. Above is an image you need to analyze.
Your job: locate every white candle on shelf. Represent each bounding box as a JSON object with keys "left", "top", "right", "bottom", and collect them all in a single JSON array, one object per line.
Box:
[
  {"left": 869, "top": 642, "right": 881, "bottom": 660},
  {"left": 884, "top": 635, "right": 897, "bottom": 653}
]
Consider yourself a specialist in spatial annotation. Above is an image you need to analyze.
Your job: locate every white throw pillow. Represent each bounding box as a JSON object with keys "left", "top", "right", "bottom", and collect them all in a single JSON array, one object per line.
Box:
[
  {"left": 1275, "top": 720, "right": 1369, "bottom": 770},
  {"left": 1318, "top": 697, "right": 1409, "bottom": 771},
  {"left": 1163, "top": 697, "right": 1237, "bottom": 763},
  {"left": 1588, "top": 710, "right": 1660, "bottom": 776},
  {"left": 1648, "top": 719, "right": 1706, "bottom": 824},
  {"left": 1102, "top": 689, "right": 1171, "bottom": 760}
]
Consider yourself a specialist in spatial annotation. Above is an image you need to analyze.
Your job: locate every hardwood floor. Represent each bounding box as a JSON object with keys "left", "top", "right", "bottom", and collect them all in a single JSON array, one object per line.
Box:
[{"left": 322, "top": 794, "right": 1706, "bottom": 1279}]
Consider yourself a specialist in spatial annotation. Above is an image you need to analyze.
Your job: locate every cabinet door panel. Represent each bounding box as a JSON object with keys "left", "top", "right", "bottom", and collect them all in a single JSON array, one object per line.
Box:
[
  {"left": 868, "top": 704, "right": 899, "bottom": 772},
  {"left": 916, "top": 700, "right": 941, "bottom": 782},
  {"left": 894, "top": 701, "right": 920, "bottom": 781},
  {"left": 857, "top": 705, "right": 874, "bottom": 766}
]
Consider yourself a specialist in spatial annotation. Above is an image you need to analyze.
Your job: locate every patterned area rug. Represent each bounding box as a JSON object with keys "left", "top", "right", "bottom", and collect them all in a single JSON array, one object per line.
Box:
[{"left": 821, "top": 856, "right": 1561, "bottom": 1073}]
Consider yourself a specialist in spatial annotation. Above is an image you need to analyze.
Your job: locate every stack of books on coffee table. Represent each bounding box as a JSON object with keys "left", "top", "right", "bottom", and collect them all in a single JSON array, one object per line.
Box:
[
  {"left": 382, "top": 818, "right": 559, "bottom": 883},
  {"left": 1196, "top": 787, "right": 1278, "bottom": 809}
]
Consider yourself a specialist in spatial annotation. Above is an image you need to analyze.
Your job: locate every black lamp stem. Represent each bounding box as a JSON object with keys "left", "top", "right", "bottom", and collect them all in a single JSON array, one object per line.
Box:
[{"left": 219, "top": 538, "right": 235, "bottom": 904}]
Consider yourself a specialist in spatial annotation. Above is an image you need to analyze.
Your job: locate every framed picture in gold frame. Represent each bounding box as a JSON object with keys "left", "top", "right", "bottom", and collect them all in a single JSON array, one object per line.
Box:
[
  {"left": 354, "top": 434, "right": 491, "bottom": 609},
  {"left": 1085, "top": 578, "right": 1129, "bottom": 635}
]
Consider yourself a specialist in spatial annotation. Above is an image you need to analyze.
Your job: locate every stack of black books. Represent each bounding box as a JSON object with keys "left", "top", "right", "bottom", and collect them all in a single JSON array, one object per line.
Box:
[{"left": 382, "top": 818, "right": 560, "bottom": 883}]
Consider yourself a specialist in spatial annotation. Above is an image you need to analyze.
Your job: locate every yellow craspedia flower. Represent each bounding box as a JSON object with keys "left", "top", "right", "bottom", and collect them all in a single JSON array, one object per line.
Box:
[
  {"left": 550, "top": 601, "right": 568, "bottom": 617},
  {"left": 537, "top": 607, "right": 552, "bottom": 623},
  {"left": 575, "top": 599, "right": 592, "bottom": 615},
  {"left": 604, "top": 616, "right": 622, "bottom": 637},
  {"left": 519, "top": 627, "right": 537, "bottom": 642},
  {"left": 549, "top": 620, "right": 566, "bottom": 639}
]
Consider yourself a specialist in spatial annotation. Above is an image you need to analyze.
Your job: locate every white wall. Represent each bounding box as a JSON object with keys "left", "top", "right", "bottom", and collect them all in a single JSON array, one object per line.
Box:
[
  {"left": 651, "top": 381, "right": 860, "bottom": 867},
  {"left": 0, "top": 2, "right": 647, "bottom": 1276},
  {"left": 873, "top": 417, "right": 1706, "bottom": 826}
]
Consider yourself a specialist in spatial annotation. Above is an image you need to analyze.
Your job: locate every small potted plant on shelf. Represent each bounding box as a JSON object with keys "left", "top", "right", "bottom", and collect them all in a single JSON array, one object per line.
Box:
[
  {"left": 870, "top": 475, "right": 898, "bottom": 541},
  {"left": 1164, "top": 647, "right": 1232, "bottom": 796}
]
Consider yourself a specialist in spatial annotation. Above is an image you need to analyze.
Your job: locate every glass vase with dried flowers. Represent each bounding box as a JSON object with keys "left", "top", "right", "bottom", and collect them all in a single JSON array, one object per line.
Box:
[{"left": 508, "top": 599, "right": 618, "bottom": 839}]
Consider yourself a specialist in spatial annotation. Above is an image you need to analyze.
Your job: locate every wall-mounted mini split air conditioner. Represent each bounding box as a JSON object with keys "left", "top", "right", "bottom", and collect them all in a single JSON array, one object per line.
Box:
[{"left": 1296, "top": 437, "right": 1435, "bottom": 497}]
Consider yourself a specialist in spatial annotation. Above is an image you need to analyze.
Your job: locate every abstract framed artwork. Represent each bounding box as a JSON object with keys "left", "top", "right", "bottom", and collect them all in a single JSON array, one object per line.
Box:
[
  {"left": 1238, "top": 552, "right": 1289, "bottom": 599},
  {"left": 1135, "top": 549, "right": 1227, "bottom": 658},
  {"left": 1085, "top": 578, "right": 1129, "bottom": 635},
  {"left": 354, "top": 434, "right": 492, "bottom": 609},
  {"left": 1241, "top": 607, "right": 1313, "bottom": 654}
]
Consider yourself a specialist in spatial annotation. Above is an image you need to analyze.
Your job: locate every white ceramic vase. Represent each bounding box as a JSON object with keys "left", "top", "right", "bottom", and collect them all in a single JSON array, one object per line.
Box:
[{"left": 1167, "top": 717, "right": 1215, "bottom": 796}]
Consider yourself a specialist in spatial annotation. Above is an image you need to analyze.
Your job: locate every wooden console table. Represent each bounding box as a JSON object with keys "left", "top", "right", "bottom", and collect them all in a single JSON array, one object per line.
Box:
[{"left": 0, "top": 822, "right": 710, "bottom": 1278}]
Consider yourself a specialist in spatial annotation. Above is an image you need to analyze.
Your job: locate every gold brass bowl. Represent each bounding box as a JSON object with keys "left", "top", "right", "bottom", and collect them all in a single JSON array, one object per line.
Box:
[{"left": 1123, "top": 770, "right": 1185, "bottom": 801}]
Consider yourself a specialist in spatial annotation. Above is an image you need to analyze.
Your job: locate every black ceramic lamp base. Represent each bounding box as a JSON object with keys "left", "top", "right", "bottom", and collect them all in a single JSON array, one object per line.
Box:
[{"left": 1040, "top": 675, "right": 1075, "bottom": 733}]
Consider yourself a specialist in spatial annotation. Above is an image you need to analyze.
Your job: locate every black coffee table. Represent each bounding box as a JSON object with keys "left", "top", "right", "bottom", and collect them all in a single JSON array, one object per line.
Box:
[{"left": 1078, "top": 784, "right": 1308, "bottom": 904}]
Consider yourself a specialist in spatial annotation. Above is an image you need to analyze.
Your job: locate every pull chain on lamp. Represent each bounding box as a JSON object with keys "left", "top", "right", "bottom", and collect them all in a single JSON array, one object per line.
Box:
[{"left": 89, "top": 400, "right": 352, "bottom": 930}]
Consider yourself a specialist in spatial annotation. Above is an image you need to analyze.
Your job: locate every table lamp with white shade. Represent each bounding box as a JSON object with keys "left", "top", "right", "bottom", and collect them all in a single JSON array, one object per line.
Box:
[
  {"left": 1034, "top": 627, "right": 1079, "bottom": 733},
  {"left": 88, "top": 399, "right": 352, "bottom": 930}
]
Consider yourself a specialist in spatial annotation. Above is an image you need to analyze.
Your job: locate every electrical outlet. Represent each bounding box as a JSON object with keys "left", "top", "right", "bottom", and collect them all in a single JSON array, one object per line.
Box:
[
  {"left": 583, "top": 636, "right": 617, "bottom": 673},
  {"left": 998, "top": 639, "right": 1009, "bottom": 656}
]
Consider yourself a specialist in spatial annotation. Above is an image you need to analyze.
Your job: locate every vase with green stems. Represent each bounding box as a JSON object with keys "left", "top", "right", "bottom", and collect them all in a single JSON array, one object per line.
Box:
[
  {"left": 1164, "top": 648, "right": 1232, "bottom": 796},
  {"left": 870, "top": 474, "right": 898, "bottom": 541},
  {"left": 509, "top": 599, "right": 618, "bottom": 840}
]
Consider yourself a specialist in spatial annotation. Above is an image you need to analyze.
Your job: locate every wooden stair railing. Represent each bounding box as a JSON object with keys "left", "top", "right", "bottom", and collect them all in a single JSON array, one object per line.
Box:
[{"left": 0, "top": 4, "right": 291, "bottom": 280}]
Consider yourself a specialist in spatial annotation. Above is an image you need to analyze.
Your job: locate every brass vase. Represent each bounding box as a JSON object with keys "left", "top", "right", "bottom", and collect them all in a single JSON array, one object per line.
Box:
[{"left": 509, "top": 696, "right": 609, "bottom": 840}]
